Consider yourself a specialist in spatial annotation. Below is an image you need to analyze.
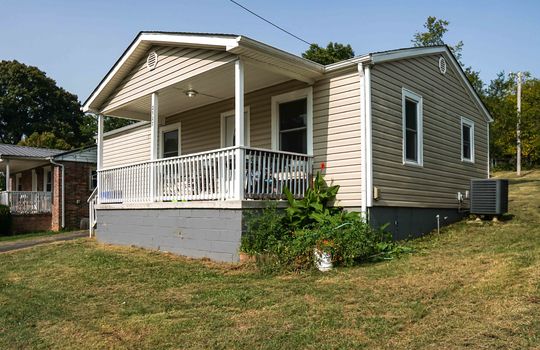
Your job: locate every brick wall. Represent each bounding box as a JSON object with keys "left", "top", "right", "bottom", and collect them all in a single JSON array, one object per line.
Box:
[
  {"left": 51, "top": 165, "right": 62, "bottom": 231},
  {"left": 61, "top": 161, "right": 95, "bottom": 229},
  {"left": 9, "top": 161, "right": 95, "bottom": 231},
  {"left": 12, "top": 214, "right": 52, "bottom": 234}
]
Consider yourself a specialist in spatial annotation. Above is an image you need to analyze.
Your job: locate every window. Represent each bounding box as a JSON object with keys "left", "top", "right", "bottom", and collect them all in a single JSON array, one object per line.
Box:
[
  {"left": 89, "top": 168, "right": 97, "bottom": 190},
  {"left": 160, "top": 122, "right": 181, "bottom": 158},
  {"left": 461, "top": 117, "right": 475, "bottom": 163},
  {"left": 220, "top": 107, "right": 250, "bottom": 147},
  {"left": 15, "top": 173, "right": 22, "bottom": 191},
  {"left": 271, "top": 87, "right": 313, "bottom": 155},
  {"left": 402, "top": 88, "right": 423, "bottom": 166},
  {"left": 43, "top": 167, "right": 52, "bottom": 192}
]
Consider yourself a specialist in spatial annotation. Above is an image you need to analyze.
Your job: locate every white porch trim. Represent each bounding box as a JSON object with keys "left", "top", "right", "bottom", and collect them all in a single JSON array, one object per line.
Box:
[
  {"left": 234, "top": 59, "right": 245, "bottom": 200},
  {"left": 270, "top": 86, "right": 314, "bottom": 156}
]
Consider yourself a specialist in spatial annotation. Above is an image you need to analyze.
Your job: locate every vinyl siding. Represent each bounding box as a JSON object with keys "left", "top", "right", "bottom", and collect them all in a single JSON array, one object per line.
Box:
[
  {"left": 166, "top": 80, "right": 307, "bottom": 154},
  {"left": 101, "top": 71, "right": 363, "bottom": 207},
  {"left": 103, "top": 123, "right": 151, "bottom": 168},
  {"left": 370, "top": 54, "right": 488, "bottom": 208},
  {"left": 312, "top": 69, "right": 362, "bottom": 207},
  {"left": 100, "top": 46, "right": 236, "bottom": 112}
]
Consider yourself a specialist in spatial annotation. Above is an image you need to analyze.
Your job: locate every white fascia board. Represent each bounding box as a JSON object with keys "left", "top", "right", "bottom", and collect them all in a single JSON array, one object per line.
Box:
[
  {"left": 82, "top": 33, "right": 239, "bottom": 113},
  {"left": 235, "top": 36, "right": 325, "bottom": 74},
  {"left": 370, "top": 46, "right": 446, "bottom": 64},
  {"left": 325, "top": 55, "right": 371, "bottom": 72},
  {"left": 141, "top": 33, "right": 239, "bottom": 50}
]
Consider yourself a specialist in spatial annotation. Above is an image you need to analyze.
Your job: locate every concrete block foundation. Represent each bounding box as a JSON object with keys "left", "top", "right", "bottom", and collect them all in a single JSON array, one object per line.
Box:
[{"left": 96, "top": 208, "right": 244, "bottom": 262}]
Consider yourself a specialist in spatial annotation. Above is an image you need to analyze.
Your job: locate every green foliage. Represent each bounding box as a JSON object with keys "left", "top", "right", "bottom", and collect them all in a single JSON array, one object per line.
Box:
[
  {"left": 18, "top": 132, "right": 71, "bottom": 150},
  {"left": 412, "top": 16, "right": 463, "bottom": 62},
  {"left": 283, "top": 172, "right": 340, "bottom": 230},
  {"left": 241, "top": 204, "right": 287, "bottom": 255},
  {"left": 486, "top": 72, "right": 540, "bottom": 167},
  {"left": 241, "top": 172, "right": 401, "bottom": 273},
  {"left": 302, "top": 42, "right": 355, "bottom": 65},
  {"left": 412, "top": 16, "right": 484, "bottom": 94},
  {"left": 0, "top": 60, "right": 89, "bottom": 147},
  {"left": 0, "top": 205, "right": 12, "bottom": 236}
]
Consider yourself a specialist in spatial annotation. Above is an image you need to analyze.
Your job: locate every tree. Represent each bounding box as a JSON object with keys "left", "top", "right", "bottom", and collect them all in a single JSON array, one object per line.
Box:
[
  {"left": 18, "top": 132, "right": 71, "bottom": 150},
  {"left": 0, "top": 60, "right": 90, "bottom": 147},
  {"left": 302, "top": 42, "right": 355, "bottom": 65},
  {"left": 412, "top": 16, "right": 483, "bottom": 95},
  {"left": 79, "top": 113, "right": 136, "bottom": 141},
  {"left": 485, "top": 72, "right": 540, "bottom": 168}
]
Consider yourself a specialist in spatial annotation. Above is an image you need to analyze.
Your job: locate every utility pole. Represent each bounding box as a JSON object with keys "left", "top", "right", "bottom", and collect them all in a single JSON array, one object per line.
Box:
[{"left": 516, "top": 72, "right": 522, "bottom": 176}]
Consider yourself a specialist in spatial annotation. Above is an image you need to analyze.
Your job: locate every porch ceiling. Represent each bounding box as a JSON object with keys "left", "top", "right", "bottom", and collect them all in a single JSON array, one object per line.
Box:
[
  {"left": 0, "top": 158, "right": 49, "bottom": 174},
  {"left": 107, "top": 60, "right": 291, "bottom": 120}
]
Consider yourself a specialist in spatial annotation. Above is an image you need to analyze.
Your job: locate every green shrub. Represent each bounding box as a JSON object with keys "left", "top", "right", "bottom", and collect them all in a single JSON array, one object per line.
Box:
[
  {"left": 241, "top": 204, "right": 287, "bottom": 255},
  {"left": 0, "top": 205, "right": 12, "bottom": 236},
  {"left": 241, "top": 172, "right": 408, "bottom": 273},
  {"left": 283, "top": 172, "right": 341, "bottom": 230}
]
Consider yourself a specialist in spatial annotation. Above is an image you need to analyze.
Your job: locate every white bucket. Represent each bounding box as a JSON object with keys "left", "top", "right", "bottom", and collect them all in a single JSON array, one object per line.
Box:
[{"left": 314, "top": 249, "right": 333, "bottom": 272}]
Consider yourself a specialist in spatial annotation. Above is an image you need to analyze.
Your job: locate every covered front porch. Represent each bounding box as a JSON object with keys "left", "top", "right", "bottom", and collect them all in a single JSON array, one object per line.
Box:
[
  {"left": 98, "top": 146, "right": 312, "bottom": 204},
  {"left": 0, "top": 148, "right": 56, "bottom": 215},
  {"left": 89, "top": 35, "right": 322, "bottom": 206}
]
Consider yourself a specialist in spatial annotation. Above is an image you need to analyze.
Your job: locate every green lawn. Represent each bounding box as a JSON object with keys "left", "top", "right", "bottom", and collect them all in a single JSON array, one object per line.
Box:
[{"left": 0, "top": 171, "right": 539, "bottom": 349}]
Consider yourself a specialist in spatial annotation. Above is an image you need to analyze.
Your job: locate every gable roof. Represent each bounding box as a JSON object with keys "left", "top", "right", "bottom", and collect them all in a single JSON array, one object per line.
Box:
[
  {"left": 0, "top": 144, "right": 64, "bottom": 159},
  {"left": 326, "top": 45, "right": 493, "bottom": 123},
  {"left": 82, "top": 31, "right": 325, "bottom": 112},
  {"left": 83, "top": 32, "right": 492, "bottom": 123}
]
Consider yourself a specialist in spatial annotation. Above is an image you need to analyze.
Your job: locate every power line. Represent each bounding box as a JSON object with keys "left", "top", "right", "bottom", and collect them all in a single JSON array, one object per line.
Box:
[{"left": 228, "top": 0, "right": 312, "bottom": 46}]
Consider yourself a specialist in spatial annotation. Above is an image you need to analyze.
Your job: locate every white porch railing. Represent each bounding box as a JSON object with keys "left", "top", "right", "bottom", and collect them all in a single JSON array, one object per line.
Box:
[
  {"left": 0, "top": 191, "right": 52, "bottom": 214},
  {"left": 98, "top": 146, "right": 313, "bottom": 204},
  {"left": 88, "top": 187, "right": 98, "bottom": 237}
]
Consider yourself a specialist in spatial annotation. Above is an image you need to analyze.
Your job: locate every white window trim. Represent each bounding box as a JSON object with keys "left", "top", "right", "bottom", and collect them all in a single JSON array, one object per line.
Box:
[
  {"left": 31, "top": 169, "right": 37, "bottom": 191},
  {"left": 271, "top": 87, "right": 313, "bottom": 156},
  {"left": 461, "top": 116, "right": 475, "bottom": 163},
  {"left": 220, "top": 106, "right": 250, "bottom": 148},
  {"left": 15, "top": 173, "right": 22, "bottom": 191},
  {"left": 402, "top": 88, "right": 424, "bottom": 167},
  {"left": 89, "top": 166, "right": 97, "bottom": 191},
  {"left": 159, "top": 121, "right": 182, "bottom": 158},
  {"left": 43, "top": 166, "right": 52, "bottom": 192}
]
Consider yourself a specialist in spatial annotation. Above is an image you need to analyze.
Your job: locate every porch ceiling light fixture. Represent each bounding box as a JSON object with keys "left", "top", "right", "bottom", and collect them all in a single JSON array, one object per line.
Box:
[{"left": 185, "top": 89, "right": 198, "bottom": 98}]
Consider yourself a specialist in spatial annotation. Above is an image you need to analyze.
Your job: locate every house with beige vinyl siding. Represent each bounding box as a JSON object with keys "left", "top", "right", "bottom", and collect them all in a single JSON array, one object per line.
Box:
[{"left": 84, "top": 32, "right": 492, "bottom": 261}]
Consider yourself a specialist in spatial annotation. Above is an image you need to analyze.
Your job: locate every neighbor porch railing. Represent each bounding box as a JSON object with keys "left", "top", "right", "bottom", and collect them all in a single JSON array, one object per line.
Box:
[
  {"left": 97, "top": 146, "right": 313, "bottom": 204},
  {"left": 0, "top": 191, "right": 52, "bottom": 214}
]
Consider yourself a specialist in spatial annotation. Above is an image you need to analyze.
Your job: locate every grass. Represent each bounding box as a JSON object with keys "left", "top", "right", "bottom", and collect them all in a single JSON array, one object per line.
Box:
[
  {"left": 0, "top": 230, "right": 59, "bottom": 243},
  {"left": 0, "top": 171, "right": 539, "bottom": 349}
]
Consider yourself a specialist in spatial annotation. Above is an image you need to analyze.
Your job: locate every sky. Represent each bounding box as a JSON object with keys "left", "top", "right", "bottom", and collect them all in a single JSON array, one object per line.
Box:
[{"left": 1, "top": 0, "right": 538, "bottom": 103}]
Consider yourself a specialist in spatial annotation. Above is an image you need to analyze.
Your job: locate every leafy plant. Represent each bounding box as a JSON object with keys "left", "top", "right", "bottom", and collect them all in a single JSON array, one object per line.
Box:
[
  {"left": 0, "top": 205, "right": 12, "bottom": 236},
  {"left": 283, "top": 172, "right": 340, "bottom": 230},
  {"left": 240, "top": 204, "right": 287, "bottom": 255},
  {"left": 241, "top": 172, "right": 403, "bottom": 273}
]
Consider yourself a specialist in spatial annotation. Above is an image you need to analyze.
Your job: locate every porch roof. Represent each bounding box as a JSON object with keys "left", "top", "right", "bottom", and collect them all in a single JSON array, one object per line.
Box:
[
  {"left": 82, "top": 31, "right": 325, "bottom": 115},
  {"left": 0, "top": 144, "right": 62, "bottom": 174}
]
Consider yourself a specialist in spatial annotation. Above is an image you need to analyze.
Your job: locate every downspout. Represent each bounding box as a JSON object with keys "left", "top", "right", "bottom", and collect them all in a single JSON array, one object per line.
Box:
[
  {"left": 358, "top": 64, "right": 367, "bottom": 215},
  {"left": 364, "top": 64, "right": 373, "bottom": 209},
  {"left": 49, "top": 158, "right": 65, "bottom": 229},
  {"left": 359, "top": 62, "right": 374, "bottom": 217}
]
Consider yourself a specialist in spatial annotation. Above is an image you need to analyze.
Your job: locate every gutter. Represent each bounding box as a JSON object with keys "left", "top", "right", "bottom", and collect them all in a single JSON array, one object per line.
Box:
[{"left": 48, "top": 158, "right": 65, "bottom": 229}]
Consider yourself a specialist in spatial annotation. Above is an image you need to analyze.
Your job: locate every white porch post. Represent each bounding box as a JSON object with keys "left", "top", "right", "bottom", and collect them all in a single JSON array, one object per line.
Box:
[
  {"left": 5, "top": 159, "right": 10, "bottom": 191},
  {"left": 96, "top": 114, "right": 104, "bottom": 204},
  {"left": 150, "top": 92, "right": 159, "bottom": 201},
  {"left": 234, "top": 59, "right": 245, "bottom": 200}
]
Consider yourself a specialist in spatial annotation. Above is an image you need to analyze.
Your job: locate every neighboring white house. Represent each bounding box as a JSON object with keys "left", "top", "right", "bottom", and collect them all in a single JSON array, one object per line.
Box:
[{"left": 83, "top": 32, "right": 492, "bottom": 262}]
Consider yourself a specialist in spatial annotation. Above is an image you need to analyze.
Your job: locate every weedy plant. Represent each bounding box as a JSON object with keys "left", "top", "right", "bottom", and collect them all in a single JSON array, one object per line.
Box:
[{"left": 240, "top": 172, "right": 409, "bottom": 273}]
